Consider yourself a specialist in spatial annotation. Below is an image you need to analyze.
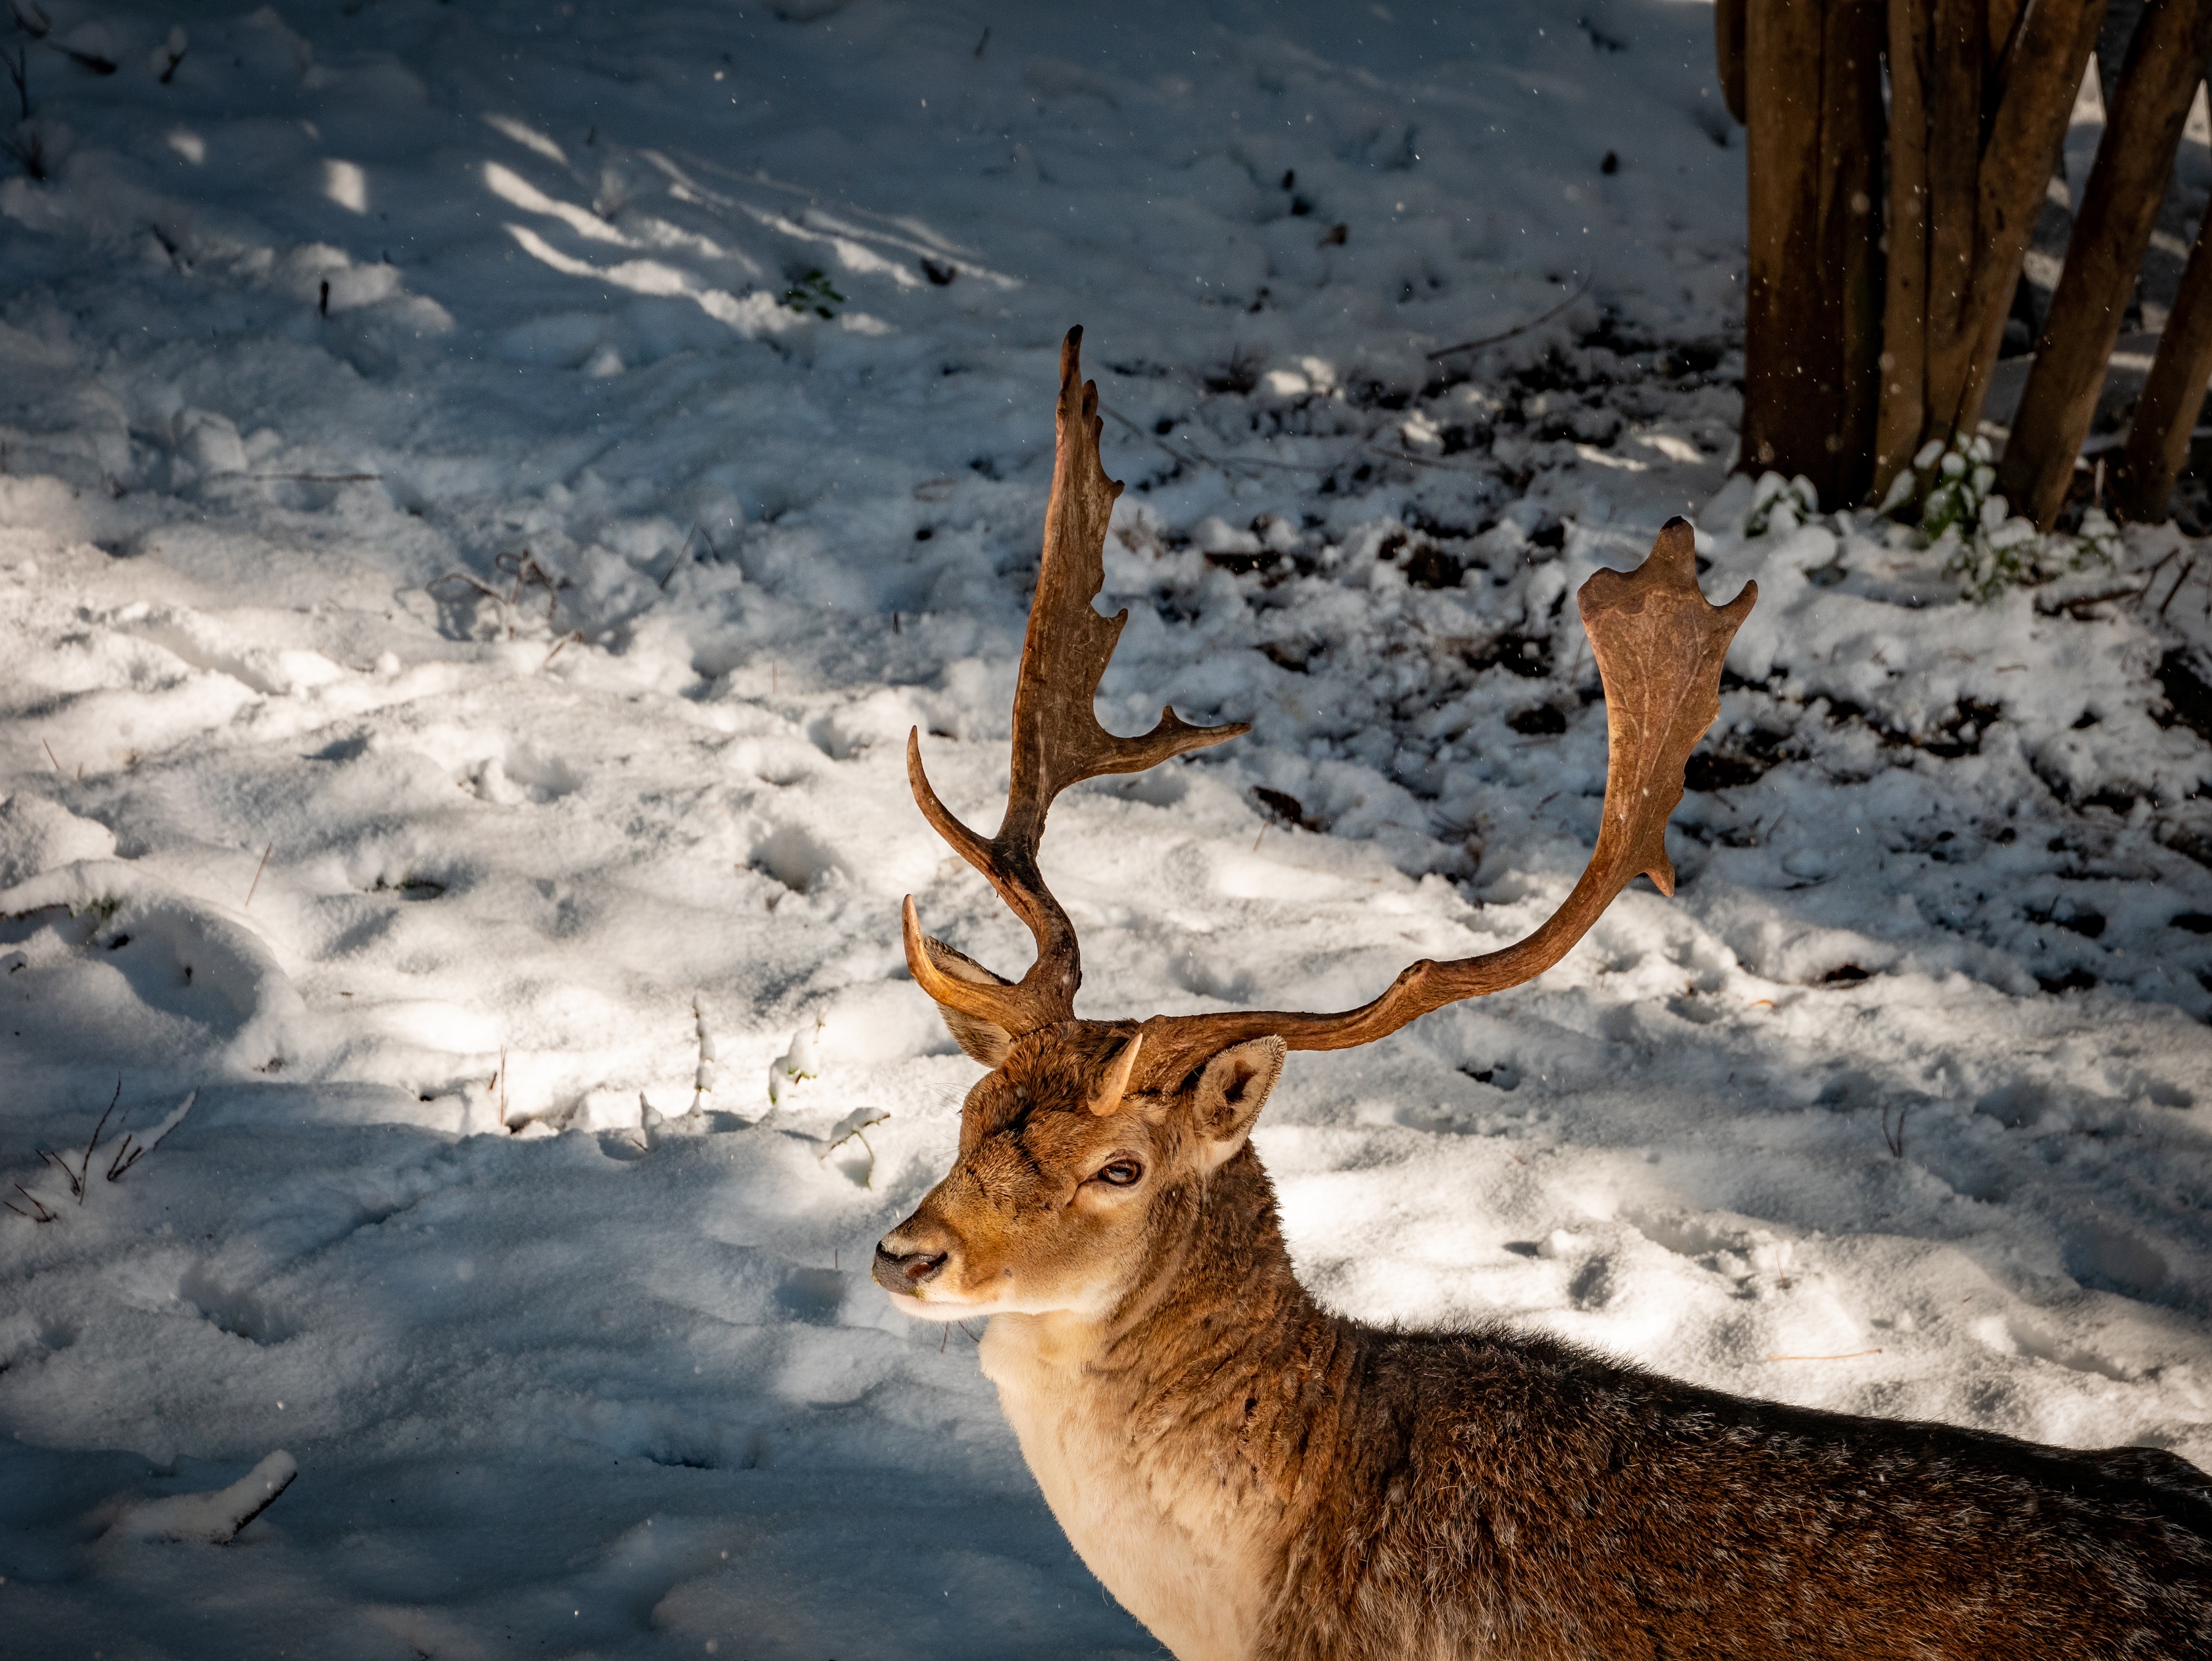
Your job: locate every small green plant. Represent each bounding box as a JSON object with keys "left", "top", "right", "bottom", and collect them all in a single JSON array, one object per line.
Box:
[
  {"left": 2073, "top": 502, "right": 2123, "bottom": 566},
  {"left": 1889, "top": 437, "right": 2031, "bottom": 601},
  {"left": 782, "top": 269, "right": 844, "bottom": 320},
  {"left": 1889, "top": 437, "right": 2116, "bottom": 602},
  {"left": 1943, "top": 511, "right": 2044, "bottom": 603},
  {"left": 1911, "top": 437, "right": 1995, "bottom": 542},
  {"left": 821, "top": 1105, "right": 888, "bottom": 1188},
  {"left": 1743, "top": 470, "right": 1819, "bottom": 537},
  {"left": 767, "top": 1020, "right": 822, "bottom": 1104}
]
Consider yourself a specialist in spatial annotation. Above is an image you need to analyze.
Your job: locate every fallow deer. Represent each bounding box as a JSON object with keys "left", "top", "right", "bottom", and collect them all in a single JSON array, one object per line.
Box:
[{"left": 874, "top": 328, "right": 2212, "bottom": 1660}]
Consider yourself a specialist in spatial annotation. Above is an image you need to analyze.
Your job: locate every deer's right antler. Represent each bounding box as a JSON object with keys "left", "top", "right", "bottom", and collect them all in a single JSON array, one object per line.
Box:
[
  {"left": 904, "top": 327, "right": 1249, "bottom": 1038},
  {"left": 1127, "top": 517, "right": 1753, "bottom": 1087}
]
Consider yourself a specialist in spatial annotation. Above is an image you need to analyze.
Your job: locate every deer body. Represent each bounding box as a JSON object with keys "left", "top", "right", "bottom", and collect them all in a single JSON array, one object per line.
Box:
[
  {"left": 971, "top": 1136, "right": 2212, "bottom": 1661},
  {"left": 872, "top": 331, "right": 2212, "bottom": 1658}
]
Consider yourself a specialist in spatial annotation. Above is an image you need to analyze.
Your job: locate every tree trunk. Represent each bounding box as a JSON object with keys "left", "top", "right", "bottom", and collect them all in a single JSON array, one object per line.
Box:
[
  {"left": 1919, "top": 0, "right": 2105, "bottom": 455},
  {"left": 1999, "top": 0, "right": 2212, "bottom": 530},
  {"left": 1932, "top": 0, "right": 2109, "bottom": 445},
  {"left": 1876, "top": 0, "right": 1934, "bottom": 495},
  {"left": 1920, "top": 0, "right": 1988, "bottom": 451},
  {"left": 1741, "top": 0, "right": 1885, "bottom": 504},
  {"left": 2112, "top": 195, "right": 2212, "bottom": 519},
  {"left": 1990, "top": 0, "right": 2031, "bottom": 102},
  {"left": 1827, "top": 0, "right": 1889, "bottom": 503}
]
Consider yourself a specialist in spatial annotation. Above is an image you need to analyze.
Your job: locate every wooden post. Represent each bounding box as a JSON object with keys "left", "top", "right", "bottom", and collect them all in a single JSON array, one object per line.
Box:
[
  {"left": 1741, "top": 0, "right": 1884, "bottom": 503},
  {"left": 1876, "top": 0, "right": 1934, "bottom": 495},
  {"left": 1924, "top": 0, "right": 2108, "bottom": 450},
  {"left": 1998, "top": 0, "right": 2212, "bottom": 530},
  {"left": 2112, "top": 196, "right": 2212, "bottom": 519}
]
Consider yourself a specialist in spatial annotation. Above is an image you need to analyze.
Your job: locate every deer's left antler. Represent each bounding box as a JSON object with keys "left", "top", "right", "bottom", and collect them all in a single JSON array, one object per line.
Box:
[{"left": 903, "top": 327, "right": 1248, "bottom": 1038}]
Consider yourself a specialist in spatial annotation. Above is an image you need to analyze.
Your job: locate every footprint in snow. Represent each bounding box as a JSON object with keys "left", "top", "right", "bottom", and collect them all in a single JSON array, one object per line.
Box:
[
  {"left": 749, "top": 823, "right": 838, "bottom": 893},
  {"left": 458, "top": 744, "right": 583, "bottom": 805}
]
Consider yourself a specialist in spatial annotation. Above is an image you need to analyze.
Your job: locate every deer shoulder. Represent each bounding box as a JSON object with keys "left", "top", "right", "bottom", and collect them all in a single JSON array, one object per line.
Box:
[{"left": 872, "top": 328, "right": 2212, "bottom": 1660}]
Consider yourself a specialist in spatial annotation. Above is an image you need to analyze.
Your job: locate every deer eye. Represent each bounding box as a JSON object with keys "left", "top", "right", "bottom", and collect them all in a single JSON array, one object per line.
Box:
[{"left": 1094, "top": 1159, "right": 1143, "bottom": 1187}]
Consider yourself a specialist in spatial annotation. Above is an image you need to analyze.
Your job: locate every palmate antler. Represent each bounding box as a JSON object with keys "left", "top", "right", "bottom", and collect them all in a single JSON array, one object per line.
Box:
[
  {"left": 902, "top": 327, "right": 1756, "bottom": 1090},
  {"left": 902, "top": 328, "right": 1249, "bottom": 1035},
  {"left": 1132, "top": 518, "right": 1754, "bottom": 1087}
]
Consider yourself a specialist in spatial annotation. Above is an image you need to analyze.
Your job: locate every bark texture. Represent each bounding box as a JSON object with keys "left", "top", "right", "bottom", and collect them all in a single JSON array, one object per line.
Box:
[
  {"left": 1741, "top": 0, "right": 1885, "bottom": 505},
  {"left": 1998, "top": 0, "right": 2212, "bottom": 530},
  {"left": 1874, "top": 0, "right": 1934, "bottom": 496},
  {"left": 1926, "top": 0, "right": 2108, "bottom": 448},
  {"left": 2113, "top": 203, "right": 2212, "bottom": 520}
]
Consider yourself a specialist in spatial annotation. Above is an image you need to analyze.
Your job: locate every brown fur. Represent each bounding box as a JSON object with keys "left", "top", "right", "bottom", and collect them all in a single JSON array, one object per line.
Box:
[{"left": 878, "top": 1021, "right": 2212, "bottom": 1661}]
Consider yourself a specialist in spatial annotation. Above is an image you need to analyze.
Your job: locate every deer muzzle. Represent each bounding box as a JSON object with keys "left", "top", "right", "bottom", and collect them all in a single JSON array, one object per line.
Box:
[{"left": 873, "top": 1217, "right": 953, "bottom": 1297}]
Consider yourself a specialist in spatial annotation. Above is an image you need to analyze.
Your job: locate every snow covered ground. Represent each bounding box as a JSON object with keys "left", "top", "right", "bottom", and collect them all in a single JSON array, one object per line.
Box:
[{"left": 1, "top": 1, "right": 2210, "bottom": 1654}]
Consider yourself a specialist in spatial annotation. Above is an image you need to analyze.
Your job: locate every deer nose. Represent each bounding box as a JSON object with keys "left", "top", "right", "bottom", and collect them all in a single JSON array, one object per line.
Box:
[
  {"left": 872, "top": 1241, "right": 948, "bottom": 1293},
  {"left": 875, "top": 1212, "right": 958, "bottom": 1294}
]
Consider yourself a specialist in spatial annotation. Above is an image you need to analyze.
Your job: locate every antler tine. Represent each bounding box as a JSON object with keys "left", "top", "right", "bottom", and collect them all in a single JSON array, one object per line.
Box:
[
  {"left": 905, "top": 326, "right": 1250, "bottom": 1036},
  {"left": 1133, "top": 518, "right": 1754, "bottom": 1089}
]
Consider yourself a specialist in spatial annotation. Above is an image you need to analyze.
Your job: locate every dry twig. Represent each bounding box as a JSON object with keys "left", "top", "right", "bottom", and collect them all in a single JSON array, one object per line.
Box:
[
  {"left": 1098, "top": 403, "right": 1322, "bottom": 479},
  {"left": 80, "top": 1088, "right": 198, "bottom": 1201},
  {"left": 660, "top": 523, "right": 717, "bottom": 589},
  {"left": 36, "top": 1078, "right": 120, "bottom": 1205},
  {"left": 244, "top": 842, "right": 273, "bottom": 908},
  {"left": 2160, "top": 558, "right": 2198, "bottom": 620},
  {"left": 429, "top": 551, "right": 569, "bottom": 638},
  {"left": 1426, "top": 271, "right": 1595, "bottom": 361},
  {"left": 3, "top": 42, "right": 25, "bottom": 122},
  {"left": 105, "top": 1128, "right": 148, "bottom": 1182}
]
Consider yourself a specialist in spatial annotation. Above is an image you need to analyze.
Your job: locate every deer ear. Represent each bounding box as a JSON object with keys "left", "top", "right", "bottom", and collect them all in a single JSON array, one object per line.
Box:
[
  {"left": 1191, "top": 1036, "right": 1287, "bottom": 1172},
  {"left": 917, "top": 936, "right": 1018, "bottom": 1066}
]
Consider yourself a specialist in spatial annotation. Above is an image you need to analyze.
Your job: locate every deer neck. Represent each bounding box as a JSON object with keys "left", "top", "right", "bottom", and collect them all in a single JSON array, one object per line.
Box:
[{"left": 978, "top": 1145, "right": 1338, "bottom": 1661}]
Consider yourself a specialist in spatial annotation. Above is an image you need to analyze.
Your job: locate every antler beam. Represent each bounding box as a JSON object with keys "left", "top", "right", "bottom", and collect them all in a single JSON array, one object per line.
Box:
[
  {"left": 1133, "top": 518, "right": 1754, "bottom": 1089},
  {"left": 905, "top": 327, "right": 1249, "bottom": 1037}
]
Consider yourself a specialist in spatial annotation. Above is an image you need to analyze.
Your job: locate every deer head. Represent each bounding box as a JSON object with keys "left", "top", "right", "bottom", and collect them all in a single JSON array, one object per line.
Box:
[{"left": 873, "top": 327, "right": 1755, "bottom": 1323}]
